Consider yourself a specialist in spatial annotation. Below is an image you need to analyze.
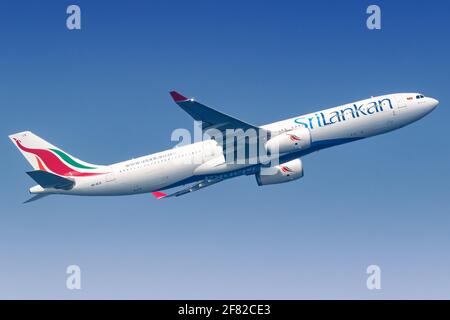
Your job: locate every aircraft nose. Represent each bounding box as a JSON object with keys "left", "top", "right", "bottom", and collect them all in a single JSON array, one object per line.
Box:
[{"left": 430, "top": 97, "right": 439, "bottom": 109}]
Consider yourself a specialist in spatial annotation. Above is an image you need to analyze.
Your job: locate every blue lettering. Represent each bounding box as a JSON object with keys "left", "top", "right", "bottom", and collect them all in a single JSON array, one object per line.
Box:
[
  {"left": 293, "top": 98, "right": 393, "bottom": 130},
  {"left": 367, "top": 102, "right": 378, "bottom": 114},
  {"left": 315, "top": 114, "right": 323, "bottom": 127},
  {"left": 340, "top": 107, "right": 356, "bottom": 121},
  {"left": 378, "top": 98, "right": 393, "bottom": 111},
  {"left": 354, "top": 103, "right": 367, "bottom": 116},
  {"left": 329, "top": 111, "right": 341, "bottom": 124},
  {"left": 294, "top": 117, "right": 309, "bottom": 128},
  {"left": 320, "top": 112, "right": 332, "bottom": 126}
]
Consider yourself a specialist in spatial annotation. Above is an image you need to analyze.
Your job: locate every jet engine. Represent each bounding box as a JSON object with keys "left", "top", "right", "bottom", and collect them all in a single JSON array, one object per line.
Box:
[
  {"left": 265, "top": 128, "right": 311, "bottom": 154},
  {"left": 255, "top": 159, "right": 304, "bottom": 186}
]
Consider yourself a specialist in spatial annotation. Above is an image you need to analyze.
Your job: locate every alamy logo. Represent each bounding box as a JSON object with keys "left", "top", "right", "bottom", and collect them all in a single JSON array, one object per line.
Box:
[
  {"left": 66, "top": 265, "right": 82, "bottom": 290},
  {"left": 66, "top": 5, "right": 81, "bottom": 30},
  {"left": 366, "top": 5, "right": 381, "bottom": 30},
  {"left": 366, "top": 265, "right": 381, "bottom": 290}
]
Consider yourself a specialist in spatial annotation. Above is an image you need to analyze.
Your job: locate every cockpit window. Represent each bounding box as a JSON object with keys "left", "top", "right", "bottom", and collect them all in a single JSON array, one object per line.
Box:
[{"left": 416, "top": 95, "right": 425, "bottom": 99}]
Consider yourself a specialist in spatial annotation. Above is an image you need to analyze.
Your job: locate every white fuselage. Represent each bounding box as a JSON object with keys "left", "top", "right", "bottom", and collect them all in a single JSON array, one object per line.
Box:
[{"left": 32, "top": 93, "right": 438, "bottom": 196}]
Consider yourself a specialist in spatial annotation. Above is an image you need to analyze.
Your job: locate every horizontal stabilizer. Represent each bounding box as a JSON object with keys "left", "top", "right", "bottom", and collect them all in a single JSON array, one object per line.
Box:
[
  {"left": 26, "top": 170, "right": 74, "bottom": 190},
  {"left": 23, "top": 193, "right": 50, "bottom": 204}
]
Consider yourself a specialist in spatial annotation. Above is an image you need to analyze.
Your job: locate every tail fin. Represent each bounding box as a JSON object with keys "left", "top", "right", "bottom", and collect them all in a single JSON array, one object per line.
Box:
[{"left": 8, "top": 131, "right": 105, "bottom": 177}]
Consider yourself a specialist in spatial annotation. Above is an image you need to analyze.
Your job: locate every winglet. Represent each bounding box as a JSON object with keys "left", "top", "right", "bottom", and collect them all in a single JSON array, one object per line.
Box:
[
  {"left": 169, "top": 91, "right": 189, "bottom": 102},
  {"left": 151, "top": 191, "right": 168, "bottom": 199}
]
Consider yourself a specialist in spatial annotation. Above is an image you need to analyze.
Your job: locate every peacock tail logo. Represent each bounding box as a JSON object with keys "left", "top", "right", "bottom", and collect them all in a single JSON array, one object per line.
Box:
[
  {"left": 287, "top": 134, "right": 301, "bottom": 142},
  {"left": 13, "top": 138, "right": 106, "bottom": 177},
  {"left": 280, "top": 166, "right": 294, "bottom": 173}
]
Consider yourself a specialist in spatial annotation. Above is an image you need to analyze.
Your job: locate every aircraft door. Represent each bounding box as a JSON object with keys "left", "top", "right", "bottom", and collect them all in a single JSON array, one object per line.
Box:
[
  {"left": 105, "top": 170, "right": 116, "bottom": 183},
  {"left": 395, "top": 95, "right": 407, "bottom": 112}
]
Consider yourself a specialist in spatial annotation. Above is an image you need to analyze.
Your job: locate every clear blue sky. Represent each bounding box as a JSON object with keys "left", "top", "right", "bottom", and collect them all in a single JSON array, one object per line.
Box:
[{"left": 0, "top": 0, "right": 449, "bottom": 299}]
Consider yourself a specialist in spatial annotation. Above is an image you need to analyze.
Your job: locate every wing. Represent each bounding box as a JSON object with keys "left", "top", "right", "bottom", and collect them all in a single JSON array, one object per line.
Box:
[
  {"left": 151, "top": 177, "right": 223, "bottom": 199},
  {"left": 169, "top": 91, "right": 265, "bottom": 134}
]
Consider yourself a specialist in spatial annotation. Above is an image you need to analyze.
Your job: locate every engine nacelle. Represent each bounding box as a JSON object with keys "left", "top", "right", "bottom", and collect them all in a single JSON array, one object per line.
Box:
[
  {"left": 255, "top": 159, "right": 304, "bottom": 186},
  {"left": 265, "top": 128, "right": 311, "bottom": 154}
]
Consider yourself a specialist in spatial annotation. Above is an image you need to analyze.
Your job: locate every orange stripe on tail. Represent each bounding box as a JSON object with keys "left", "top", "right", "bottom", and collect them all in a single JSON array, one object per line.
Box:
[{"left": 36, "top": 156, "right": 46, "bottom": 171}]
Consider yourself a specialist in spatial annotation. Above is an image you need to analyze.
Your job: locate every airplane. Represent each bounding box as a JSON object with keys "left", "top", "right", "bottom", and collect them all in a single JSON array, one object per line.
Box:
[{"left": 9, "top": 91, "right": 438, "bottom": 203}]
